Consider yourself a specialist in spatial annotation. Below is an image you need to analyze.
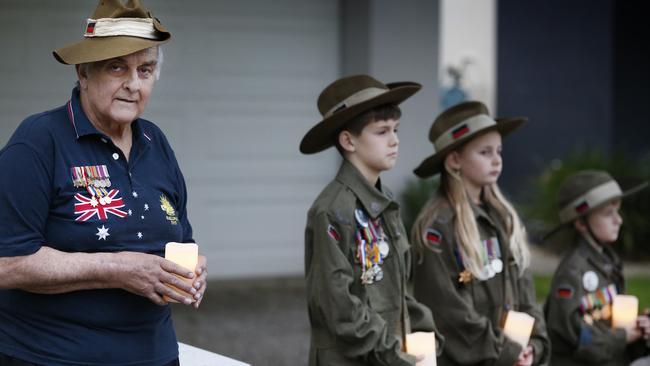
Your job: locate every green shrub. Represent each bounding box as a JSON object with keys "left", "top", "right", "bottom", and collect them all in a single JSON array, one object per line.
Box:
[
  {"left": 399, "top": 177, "right": 439, "bottom": 238},
  {"left": 523, "top": 149, "right": 650, "bottom": 260}
]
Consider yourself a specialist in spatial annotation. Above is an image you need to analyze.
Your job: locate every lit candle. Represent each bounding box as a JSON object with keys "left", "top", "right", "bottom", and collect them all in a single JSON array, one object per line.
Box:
[
  {"left": 164, "top": 242, "right": 199, "bottom": 303},
  {"left": 502, "top": 310, "right": 535, "bottom": 348},
  {"left": 406, "top": 332, "right": 437, "bottom": 366},
  {"left": 612, "top": 294, "right": 638, "bottom": 329}
]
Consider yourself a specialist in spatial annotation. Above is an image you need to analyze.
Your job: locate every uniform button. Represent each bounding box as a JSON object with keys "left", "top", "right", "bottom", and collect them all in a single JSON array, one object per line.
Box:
[
  {"left": 101, "top": 138, "right": 108, "bottom": 143},
  {"left": 112, "top": 153, "right": 119, "bottom": 160}
]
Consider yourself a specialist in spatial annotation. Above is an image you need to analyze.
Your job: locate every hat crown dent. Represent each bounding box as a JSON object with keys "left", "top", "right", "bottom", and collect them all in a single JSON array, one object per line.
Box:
[
  {"left": 428, "top": 101, "right": 489, "bottom": 142},
  {"left": 557, "top": 170, "right": 615, "bottom": 210},
  {"left": 92, "top": 0, "right": 148, "bottom": 19},
  {"left": 317, "top": 75, "right": 387, "bottom": 117}
]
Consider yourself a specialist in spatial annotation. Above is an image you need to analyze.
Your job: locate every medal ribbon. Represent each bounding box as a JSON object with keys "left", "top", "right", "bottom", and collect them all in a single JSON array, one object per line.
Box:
[{"left": 580, "top": 284, "right": 618, "bottom": 313}]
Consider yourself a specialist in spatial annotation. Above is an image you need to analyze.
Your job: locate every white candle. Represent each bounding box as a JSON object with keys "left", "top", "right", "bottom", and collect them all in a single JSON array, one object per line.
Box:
[
  {"left": 406, "top": 332, "right": 437, "bottom": 366},
  {"left": 503, "top": 310, "right": 535, "bottom": 348},
  {"left": 164, "top": 242, "right": 199, "bottom": 303},
  {"left": 612, "top": 294, "right": 638, "bottom": 329}
]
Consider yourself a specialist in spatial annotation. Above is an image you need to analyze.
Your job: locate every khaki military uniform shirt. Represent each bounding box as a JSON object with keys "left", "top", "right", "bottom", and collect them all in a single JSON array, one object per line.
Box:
[
  {"left": 545, "top": 234, "right": 648, "bottom": 366},
  {"left": 304, "top": 160, "right": 440, "bottom": 366},
  {"left": 413, "top": 194, "right": 550, "bottom": 366}
]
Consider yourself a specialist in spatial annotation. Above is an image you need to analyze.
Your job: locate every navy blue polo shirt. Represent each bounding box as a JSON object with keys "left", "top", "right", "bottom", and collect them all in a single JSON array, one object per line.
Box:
[{"left": 0, "top": 88, "right": 194, "bottom": 365}]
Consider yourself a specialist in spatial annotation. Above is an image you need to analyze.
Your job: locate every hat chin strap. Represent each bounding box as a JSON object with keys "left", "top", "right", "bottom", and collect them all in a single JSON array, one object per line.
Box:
[
  {"left": 580, "top": 220, "right": 605, "bottom": 250},
  {"left": 84, "top": 17, "right": 158, "bottom": 39}
]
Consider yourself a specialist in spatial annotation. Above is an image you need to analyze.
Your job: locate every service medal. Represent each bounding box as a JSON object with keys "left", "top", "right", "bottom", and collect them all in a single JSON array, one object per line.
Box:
[
  {"left": 373, "top": 265, "right": 384, "bottom": 282},
  {"left": 458, "top": 270, "right": 473, "bottom": 284},
  {"left": 378, "top": 239, "right": 390, "bottom": 258},
  {"left": 354, "top": 208, "right": 369, "bottom": 227},
  {"left": 582, "top": 271, "right": 599, "bottom": 292},
  {"left": 491, "top": 258, "right": 503, "bottom": 273},
  {"left": 483, "top": 265, "right": 495, "bottom": 279},
  {"left": 361, "top": 270, "right": 374, "bottom": 285}
]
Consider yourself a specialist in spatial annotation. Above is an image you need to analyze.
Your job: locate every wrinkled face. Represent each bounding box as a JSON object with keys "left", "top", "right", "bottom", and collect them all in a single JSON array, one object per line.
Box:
[
  {"left": 451, "top": 131, "right": 503, "bottom": 189},
  {"left": 350, "top": 119, "right": 400, "bottom": 174},
  {"left": 78, "top": 47, "right": 158, "bottom": 127},
  {"left": 584, "top": 200, "right": 623, "bottom": 243}
]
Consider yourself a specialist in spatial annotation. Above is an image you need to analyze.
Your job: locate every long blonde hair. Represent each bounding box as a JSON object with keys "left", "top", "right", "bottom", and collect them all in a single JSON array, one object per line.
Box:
[{"left": 412, "top": 160, "right": 531, "bottom": 280}]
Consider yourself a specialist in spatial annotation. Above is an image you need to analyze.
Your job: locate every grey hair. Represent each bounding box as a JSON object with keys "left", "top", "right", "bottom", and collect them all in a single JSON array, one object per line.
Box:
[{"left": 76, "top": 45, "right": 163, "bottom": 86}]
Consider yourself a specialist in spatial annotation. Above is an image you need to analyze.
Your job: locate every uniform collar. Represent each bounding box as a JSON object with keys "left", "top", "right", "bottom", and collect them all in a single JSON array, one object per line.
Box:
[
  {"left": 579, "top": 234, "right": 622, "bottom": 278},
  {"left": 67, "top": 87, "right": 152, "bottom": 145},
  {"left": 470, "top": 199, "right": 499, "bottom": 228},
  {"left": 335, "top": 159, "right": 393, "bottom": 219}
]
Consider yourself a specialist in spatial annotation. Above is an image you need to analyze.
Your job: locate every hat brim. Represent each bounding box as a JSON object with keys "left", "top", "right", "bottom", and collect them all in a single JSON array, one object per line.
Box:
[
  {"left": 413, "top": 116, "right": 527, "bottom": 178},
  {"left": 543, "top": 180, "right": 649, "bottom": 240},
  {"left": 299, "top": 82, "right": 421, "bottom": 154}
]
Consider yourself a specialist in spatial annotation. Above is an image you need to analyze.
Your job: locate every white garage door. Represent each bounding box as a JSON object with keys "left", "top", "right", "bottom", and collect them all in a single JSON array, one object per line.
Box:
[{"left": 0, "top": 0, "right": 340, "bottom": 278}]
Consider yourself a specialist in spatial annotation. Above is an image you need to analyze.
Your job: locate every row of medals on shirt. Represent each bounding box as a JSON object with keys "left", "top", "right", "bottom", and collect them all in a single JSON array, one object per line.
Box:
[
  {"left": 72, "top": 166, "right": 113, "bottom": 207},
  {"left": 584, "top": 304, "right": 612, "bottom": 325},
  {"left": 355, "top": 209, "right": 390, "bottom": 285},
  {"left": 458, "top": 237, "right": 504, "bottom": 284}
]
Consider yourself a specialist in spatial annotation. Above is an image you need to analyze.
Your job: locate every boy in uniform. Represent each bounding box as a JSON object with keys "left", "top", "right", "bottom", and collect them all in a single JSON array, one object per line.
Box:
[
  {"left": 545, "top": 170, "right": 650, "bottom": 365},
  {"left": 300, "top": 75, "right": 441, "bottom": 365}
]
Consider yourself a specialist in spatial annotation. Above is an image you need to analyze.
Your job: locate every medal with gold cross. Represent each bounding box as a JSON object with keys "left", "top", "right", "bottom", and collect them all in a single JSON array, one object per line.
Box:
[{"left": 355, "top": 208, "right": 389, "bottom": 284}]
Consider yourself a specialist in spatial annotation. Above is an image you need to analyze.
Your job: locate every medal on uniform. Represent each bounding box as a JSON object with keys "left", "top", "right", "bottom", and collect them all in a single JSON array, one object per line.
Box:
[
  {"left": 592, "top": 308, "right": 602, "bottom": 321},
  {"left": 484, "top": 237, "right": 503, "bottom": 274},
  {"left": 483, "top": 264, "right": 495, "bottom": 279},
  {"left": 459, "top": 270, "right": 473, "bottom": 284},
  {"left": 491, "top": 258, "right": 503, "bottom": 273},
  {"left": 601, "top": 304, "right": 612, "bottom": 320},
  {"left": 372, "top": 264, "right": 384, "bottom": 282},
  {"left": 355, "top": 208, "right": 369, "bottom": 227},
  {"left": 582, "top": 271, "right": 599, "bottom": 292},
  {"left": 378, "top": 237, "right": 390, "bottom": 258},
  {"left": 71, "top": 164, "right": 112, "bottom": 195},
  {"left": 355, "top": 209, "right": 389, "bottom": 284}
]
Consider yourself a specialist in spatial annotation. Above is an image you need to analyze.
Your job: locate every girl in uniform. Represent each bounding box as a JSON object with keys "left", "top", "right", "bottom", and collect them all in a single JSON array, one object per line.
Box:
[{"left": 410, "top": 101, "right": 550, "bottom": 366}]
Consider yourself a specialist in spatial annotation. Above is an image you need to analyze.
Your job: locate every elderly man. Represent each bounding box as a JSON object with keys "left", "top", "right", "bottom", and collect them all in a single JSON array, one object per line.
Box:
[{"left": 0, "top": 1, "right": 206, "bottom": 365}]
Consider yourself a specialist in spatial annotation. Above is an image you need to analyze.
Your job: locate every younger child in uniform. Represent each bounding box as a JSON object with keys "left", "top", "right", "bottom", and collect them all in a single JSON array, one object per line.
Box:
[
  {"left": 544, "top": 170, "right": 650, "bottom": 365},
  {"left": 300, "top": 75, "right": 441, "bottom": 366},
  {"left": 411, "top": 101, "right": 550, "bottom": 366}
]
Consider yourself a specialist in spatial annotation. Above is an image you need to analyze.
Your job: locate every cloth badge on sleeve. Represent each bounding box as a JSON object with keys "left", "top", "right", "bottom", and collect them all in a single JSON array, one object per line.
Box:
[
  {"left": 425, "top": 229, "right": 443, "bottom": 253},
  {"left": 556, "top": 284, "right": 575, "bottom": 299},
  {"left": 426, "top": 229, "right": 442, "bottom": 245},
  {"left": 327, "top": 224, "right": 340, "bottom": 242}
]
